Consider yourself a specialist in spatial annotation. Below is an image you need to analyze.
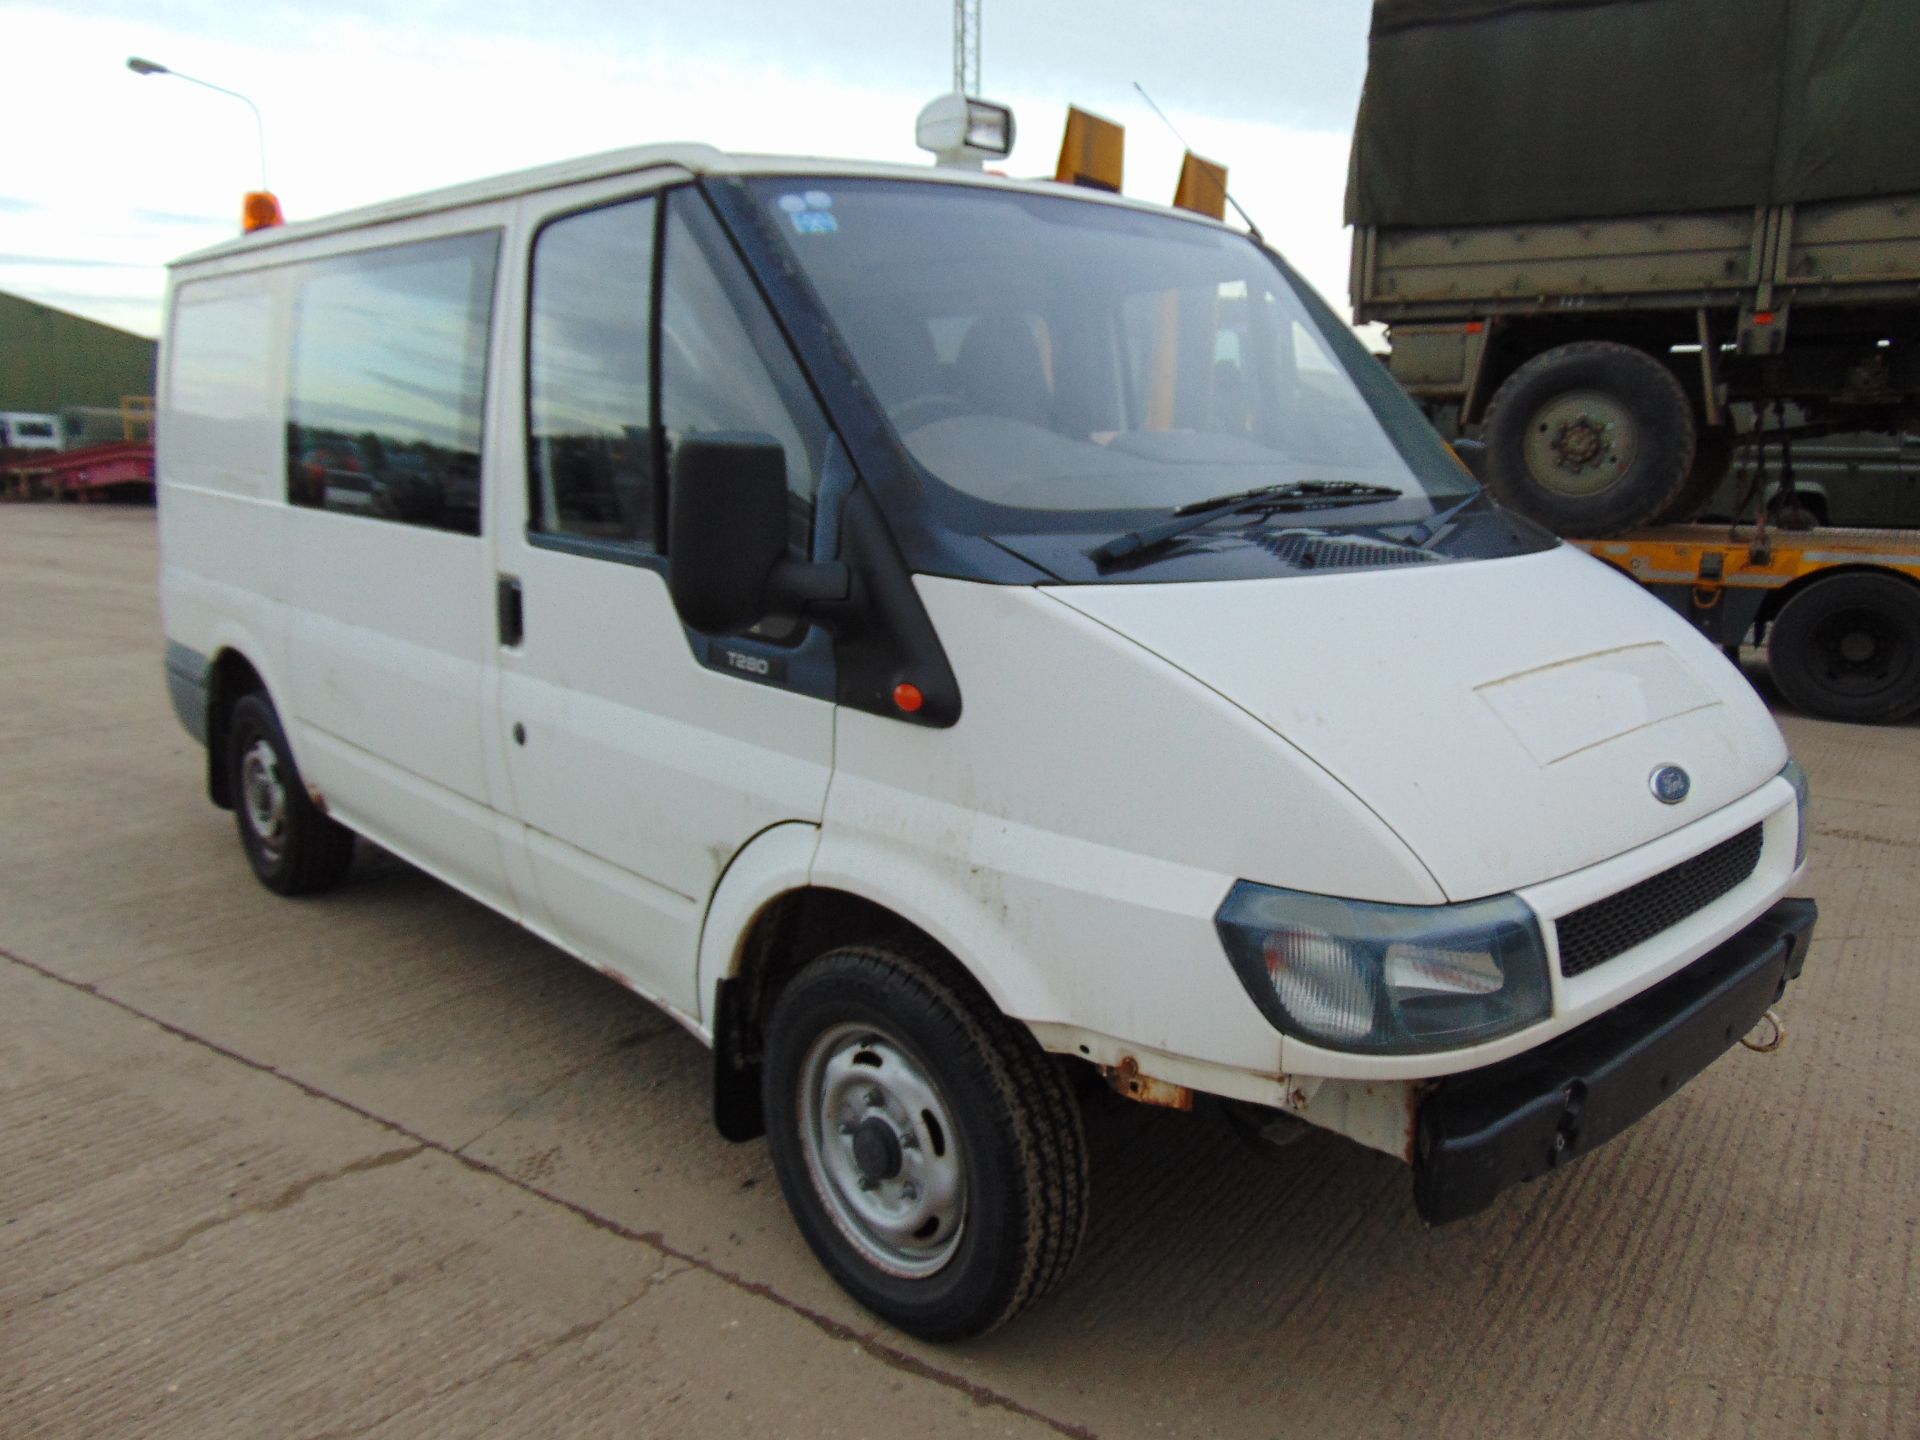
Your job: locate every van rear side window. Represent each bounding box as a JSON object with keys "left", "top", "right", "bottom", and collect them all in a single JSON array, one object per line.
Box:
[{"left": 286, "top": 231, "right": 500, "bottom": 535}]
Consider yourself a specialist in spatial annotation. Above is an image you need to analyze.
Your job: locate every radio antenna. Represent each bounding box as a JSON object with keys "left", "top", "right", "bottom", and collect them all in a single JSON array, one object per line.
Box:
[{"left": 1132, "top": 81, "right": 1264, "bottom": 241}]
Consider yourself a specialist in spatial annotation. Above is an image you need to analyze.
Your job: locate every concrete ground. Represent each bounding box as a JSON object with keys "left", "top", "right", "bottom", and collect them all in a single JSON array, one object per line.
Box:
[{"left": 1, "top": 505, "right": 1914, "bottom": 1439}]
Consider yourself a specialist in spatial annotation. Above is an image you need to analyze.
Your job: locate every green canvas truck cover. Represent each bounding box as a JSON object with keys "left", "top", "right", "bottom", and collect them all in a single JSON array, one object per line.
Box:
[{"left": 1347, "top": 0, "right": 1920, "bottom": 228}]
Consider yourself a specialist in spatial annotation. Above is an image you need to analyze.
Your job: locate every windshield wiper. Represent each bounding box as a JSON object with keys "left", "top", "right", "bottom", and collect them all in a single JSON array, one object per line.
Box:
[
  {"left": 1089, "top": 481, "right": 1403, "bottom": 569},
  {"left": 1402, "top": 490, "right": 1482, "bottom": 549}
]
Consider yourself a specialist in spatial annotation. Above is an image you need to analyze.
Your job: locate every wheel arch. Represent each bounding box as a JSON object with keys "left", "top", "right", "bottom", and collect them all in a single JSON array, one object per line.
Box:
[
  {"left": 702, "top": 849, "right": 1035, "bottom": 1143},
  {"left": 205, "top": 645, "right": 271, "bottom": 810}
]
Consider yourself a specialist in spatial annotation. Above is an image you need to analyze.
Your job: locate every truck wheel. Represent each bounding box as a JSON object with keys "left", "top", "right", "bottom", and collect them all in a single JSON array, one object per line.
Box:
[
  {"left": 228, "top": 692, "right": 356, "bottom": 894},
  {"left": 762, "top": 943, "right": 1088, "bottom": 1341},
  {"left": 1652, "top": 426, "right": 1736, "bottom": 524},
  {"left": 1481, "top": 341, "right": 1696, "bottom": 535},
  {"left": 1767, "top": 573, "right": 1920, "bottom": 723}
]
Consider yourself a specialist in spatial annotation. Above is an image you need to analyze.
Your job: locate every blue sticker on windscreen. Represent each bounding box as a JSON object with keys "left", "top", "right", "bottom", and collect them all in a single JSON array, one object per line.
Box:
[{"left": 778, "top": 191, "right": 838, "bottom": 235}]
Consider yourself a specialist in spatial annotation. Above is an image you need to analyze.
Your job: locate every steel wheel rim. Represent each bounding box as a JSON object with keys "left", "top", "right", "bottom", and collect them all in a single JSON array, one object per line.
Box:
[
  {"left": 1524, "top": 389, "right": 1638, "bottom": 497},
  {"left": 240, "top": 737, "right": 287, "bottom": 860},
  {"left": 797, "top": 1021, "right": 966, "bottom": 1279}
]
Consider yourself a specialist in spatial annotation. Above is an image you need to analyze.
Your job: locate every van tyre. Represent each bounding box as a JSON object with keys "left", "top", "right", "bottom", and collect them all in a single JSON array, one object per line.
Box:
[
  {"left": 761, "top": 943, "right": 1088, "bottom": 1341},
  {"left": 1482, "top": 341, "right": 1696, "bottom": 535},
  {"left": 227, "top": 693, "right": 356, "bottom": 894},
  {"left": 1767, "top": 573, "right": 1920, "bottom": 723}
]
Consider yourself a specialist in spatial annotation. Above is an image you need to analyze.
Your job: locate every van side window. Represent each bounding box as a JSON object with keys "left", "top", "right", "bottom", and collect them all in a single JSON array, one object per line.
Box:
[
  {"left": 286, "top": 231, "right": 499, "bottom": 536},
  {"left": 661, "top": 189, "right": 827, "bottom": 559},
  {"left": 528, "top": 196, "right": 658, "bottom": 546},
  {"left": 167, "top": 286, "right": 277, "bottom": 499}
]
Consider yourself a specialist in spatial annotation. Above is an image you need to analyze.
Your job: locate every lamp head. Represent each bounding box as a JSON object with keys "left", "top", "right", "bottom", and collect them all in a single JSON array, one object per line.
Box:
[{"left": 126, "top": 57, "right": 170, "bottom": 76}]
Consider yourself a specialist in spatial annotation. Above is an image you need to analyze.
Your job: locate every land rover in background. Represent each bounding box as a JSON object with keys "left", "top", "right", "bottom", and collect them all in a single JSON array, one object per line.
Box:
[{"left": 158, "top": 144, "right": 1815, "bottom": 1340}]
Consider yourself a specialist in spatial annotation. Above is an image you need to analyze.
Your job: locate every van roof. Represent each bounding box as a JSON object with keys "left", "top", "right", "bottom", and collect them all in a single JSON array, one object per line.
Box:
[{"left": 170, "top": 143, "right": 1229, "bottom": 268}]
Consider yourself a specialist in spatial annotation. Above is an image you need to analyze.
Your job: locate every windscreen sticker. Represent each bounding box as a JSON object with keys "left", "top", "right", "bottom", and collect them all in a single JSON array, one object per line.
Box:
[{"left": 777, "top": 190, "right": 838, "bottom": 235}]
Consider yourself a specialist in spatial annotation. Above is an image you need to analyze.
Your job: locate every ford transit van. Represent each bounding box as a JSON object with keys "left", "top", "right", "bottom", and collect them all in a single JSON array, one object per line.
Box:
[{"left": 159, "top": 146, "right": 1817, "bottom": 1340}]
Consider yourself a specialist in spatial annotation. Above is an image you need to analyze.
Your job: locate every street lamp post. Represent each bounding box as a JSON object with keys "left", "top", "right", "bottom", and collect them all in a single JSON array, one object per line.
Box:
[{"left": 126, "top": 56, "right": 270, "bottom": 191}]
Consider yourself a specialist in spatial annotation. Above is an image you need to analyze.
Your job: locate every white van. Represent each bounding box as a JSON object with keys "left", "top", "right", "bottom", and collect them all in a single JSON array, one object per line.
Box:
[{"left": 158, "top": 145, "right": 1817, "bottom": 1340}]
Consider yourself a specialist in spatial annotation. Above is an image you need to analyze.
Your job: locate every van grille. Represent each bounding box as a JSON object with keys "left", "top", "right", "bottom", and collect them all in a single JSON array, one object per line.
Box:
[
  {"left": 1555, "top": 824, "right": 1765, "bottom": 979},
  {"left": 1254, "top": 534, "right": 1437, "bottom": 570}
]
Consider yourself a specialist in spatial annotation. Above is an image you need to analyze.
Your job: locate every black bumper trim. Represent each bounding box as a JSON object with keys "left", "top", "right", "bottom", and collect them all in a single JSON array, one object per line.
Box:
[
  {"left": 164, "top": 641, "right": 210, "bottom": 747},
  {"left": 1413, "top": 896, "right": 1818, "bottom": 1225}
]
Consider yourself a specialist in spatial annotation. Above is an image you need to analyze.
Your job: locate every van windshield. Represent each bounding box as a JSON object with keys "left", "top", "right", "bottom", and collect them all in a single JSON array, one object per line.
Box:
[{"left": 749, "top": 177, "right": 1474, "bottom": 535}]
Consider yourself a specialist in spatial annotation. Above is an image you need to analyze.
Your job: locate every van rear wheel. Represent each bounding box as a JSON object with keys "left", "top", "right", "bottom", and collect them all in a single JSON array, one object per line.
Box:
[
  {"left": 227, "top": 692, "right": 356, "bottom": 894},
  {"left": 761, "top": 943, "right": 1088, "bottom": 1341}
]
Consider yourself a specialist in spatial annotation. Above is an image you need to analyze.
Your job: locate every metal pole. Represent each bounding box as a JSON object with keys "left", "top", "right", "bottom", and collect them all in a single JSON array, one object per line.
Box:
[
  {"left": 953, "top": 0, "right": 980, "bottom": 96},
  {"left": 126, "top": 58, "right": 270, "bottom": 190}
]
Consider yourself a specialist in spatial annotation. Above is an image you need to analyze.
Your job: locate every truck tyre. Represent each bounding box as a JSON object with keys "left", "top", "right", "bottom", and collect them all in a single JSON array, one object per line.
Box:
[
  {"left": 761, "top": 942, "right": 1088, "bottom": 1341},
  {"left": 228, "top": 692, "right": 356, "bottom": 894},
  {"left": 1652, "top": 426, "right": 1736, "bottom": 524},
  {"left": 1767, "top": 573, "right": 1920, "bottom": 723},
  {"left": 1481, "top": 341, "right": 1696, "bottom": 535}
]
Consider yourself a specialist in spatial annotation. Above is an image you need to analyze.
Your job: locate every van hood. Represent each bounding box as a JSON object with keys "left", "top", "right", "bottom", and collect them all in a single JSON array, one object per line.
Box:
[{"left": 1045, "top": 544, "right": 1787, "bottom": 901}]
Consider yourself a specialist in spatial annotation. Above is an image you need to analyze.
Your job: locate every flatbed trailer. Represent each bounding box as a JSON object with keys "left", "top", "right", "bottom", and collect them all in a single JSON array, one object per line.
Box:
[
  {"left": 1575, "top": 524, "right": 1920, "bottom": 724},
  {"left": 1, "top": 440, "right": 154, "bottom": 502}
]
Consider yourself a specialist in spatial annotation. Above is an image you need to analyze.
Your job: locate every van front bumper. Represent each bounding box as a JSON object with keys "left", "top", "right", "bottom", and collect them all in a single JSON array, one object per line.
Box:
[{"left": 1412, "top": 896, "right": 1818, "bottom": 1225}]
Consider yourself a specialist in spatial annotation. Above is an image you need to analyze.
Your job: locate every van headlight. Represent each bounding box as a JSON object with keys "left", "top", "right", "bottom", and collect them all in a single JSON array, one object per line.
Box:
[
  {"left": 1215, "top": 883, "right": 1551, "bottom": 1054},
  {"left": 1781, "top": 758, "right": 1810, "bottom": 867}
]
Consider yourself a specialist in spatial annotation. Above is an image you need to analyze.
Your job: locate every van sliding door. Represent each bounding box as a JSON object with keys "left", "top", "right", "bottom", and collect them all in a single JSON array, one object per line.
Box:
[{"left": 280, "top": 229, "right": 518, "bottom": 912}]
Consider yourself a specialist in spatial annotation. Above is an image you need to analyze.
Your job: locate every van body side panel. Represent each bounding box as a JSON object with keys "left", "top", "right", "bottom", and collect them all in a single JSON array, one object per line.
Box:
[
  {"left": 284, "top": 518, "right": 515, "bottom": 911},
  {"left": 492, "top": 553, "right": 835, "bottom": 1013},
  {"left": 815, "top": 578, "right": 1445, "bottom": 1076},
  {"left": 157, "top": 271, "right": 292, "bottom": 741}
]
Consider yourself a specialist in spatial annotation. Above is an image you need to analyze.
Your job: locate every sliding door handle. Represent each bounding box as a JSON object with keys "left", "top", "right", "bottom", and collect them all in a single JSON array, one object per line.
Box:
[{"left": 497, "top": 575, "right": 524, "bottom": 647}]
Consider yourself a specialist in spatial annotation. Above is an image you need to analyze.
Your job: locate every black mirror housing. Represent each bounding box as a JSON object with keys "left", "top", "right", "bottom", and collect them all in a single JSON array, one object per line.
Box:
[{"left": 668, "top": 433, "right": 850, "bottom": 635}]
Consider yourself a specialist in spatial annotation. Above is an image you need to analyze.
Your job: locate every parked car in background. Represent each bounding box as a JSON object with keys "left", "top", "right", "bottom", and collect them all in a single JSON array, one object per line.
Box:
[{"left": 0, "top": 411, "right": 65, "bottom": 451}]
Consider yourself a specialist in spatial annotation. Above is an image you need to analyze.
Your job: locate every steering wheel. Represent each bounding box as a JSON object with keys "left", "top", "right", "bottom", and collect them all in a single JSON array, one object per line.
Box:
[{"left": 889, "top": 393, "right": 971, "bottom": 432}]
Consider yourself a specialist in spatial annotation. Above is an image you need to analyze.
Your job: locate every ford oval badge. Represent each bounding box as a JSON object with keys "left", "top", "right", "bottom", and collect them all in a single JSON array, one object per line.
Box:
[{"left": 1650, "top": 764, "right": 1691, "bottom": 805}]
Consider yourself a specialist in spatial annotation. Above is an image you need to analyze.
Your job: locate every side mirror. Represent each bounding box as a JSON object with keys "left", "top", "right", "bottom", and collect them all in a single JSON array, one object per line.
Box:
[
  {"left": 667, "top": 433, "right": 849, "bottom": 635},
  {"left": 1450, "top": 437, "right": 1488, "bottom": 482}
]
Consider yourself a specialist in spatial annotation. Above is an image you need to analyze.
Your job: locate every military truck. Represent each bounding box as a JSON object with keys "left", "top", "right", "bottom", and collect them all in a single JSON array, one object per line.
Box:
[
  {"left": 1349, "top": 0, "right": 1920, "bottom": 534},
  {"left": 1348, "top": 0, "right": 1920, "bottom": 725}
]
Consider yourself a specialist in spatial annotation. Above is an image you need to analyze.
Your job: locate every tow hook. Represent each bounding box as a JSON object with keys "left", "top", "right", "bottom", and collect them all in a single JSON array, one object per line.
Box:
[{"left": 1740, "top": 1006, "right": 1787, "bottom": 1054}]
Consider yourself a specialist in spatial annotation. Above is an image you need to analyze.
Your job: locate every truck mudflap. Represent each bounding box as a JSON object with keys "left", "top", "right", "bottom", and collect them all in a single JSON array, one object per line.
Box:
[{"left": 1413, "top": 897, "right": 1818, "bottom": 1225}]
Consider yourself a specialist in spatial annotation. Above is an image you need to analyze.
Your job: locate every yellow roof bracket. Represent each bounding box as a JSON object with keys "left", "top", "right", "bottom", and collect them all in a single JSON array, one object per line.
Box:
[
  {"left": 1056, "top": 107, "right": 1125, "bottom": 193},
  {"left": 1172, "top": 152, "right": 1228, "bottom": 220}
]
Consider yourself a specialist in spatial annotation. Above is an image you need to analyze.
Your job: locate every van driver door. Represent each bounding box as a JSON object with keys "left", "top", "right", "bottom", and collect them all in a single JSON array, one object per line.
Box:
[{"left": 485, "top": 178, "right": 837, "bottom": 1024}]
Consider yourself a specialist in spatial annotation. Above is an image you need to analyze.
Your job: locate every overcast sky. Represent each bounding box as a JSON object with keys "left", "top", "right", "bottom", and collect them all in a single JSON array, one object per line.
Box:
[{"left": 1, "top": 1, "right": 1375, "bottom": 339}]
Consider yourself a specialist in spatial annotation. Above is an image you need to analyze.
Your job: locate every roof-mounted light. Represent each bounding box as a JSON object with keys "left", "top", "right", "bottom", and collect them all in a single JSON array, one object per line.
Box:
[
  {"left": 916, "top": 93, "right": 1015, "bottom": 169},
  {"left": 242, "top": 191, "right": 284, "bottom": 233}
]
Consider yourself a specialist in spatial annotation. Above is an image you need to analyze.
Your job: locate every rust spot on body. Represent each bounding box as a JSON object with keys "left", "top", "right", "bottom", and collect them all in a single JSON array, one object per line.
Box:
[
  {"left": 305, "top": 784, "right": 329, "bottom": 815},
  {"left": 1102, "top": 1055, "right": 1194, "bottom": 1111}
]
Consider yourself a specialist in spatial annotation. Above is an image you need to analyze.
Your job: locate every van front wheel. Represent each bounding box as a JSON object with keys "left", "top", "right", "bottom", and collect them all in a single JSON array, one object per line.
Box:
[
  {"left": 227, "top": 692, "right": 356, "bottom": 894},
  {"left": 761, "top": 944, "right": 1088, "bottom": 1341}
]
